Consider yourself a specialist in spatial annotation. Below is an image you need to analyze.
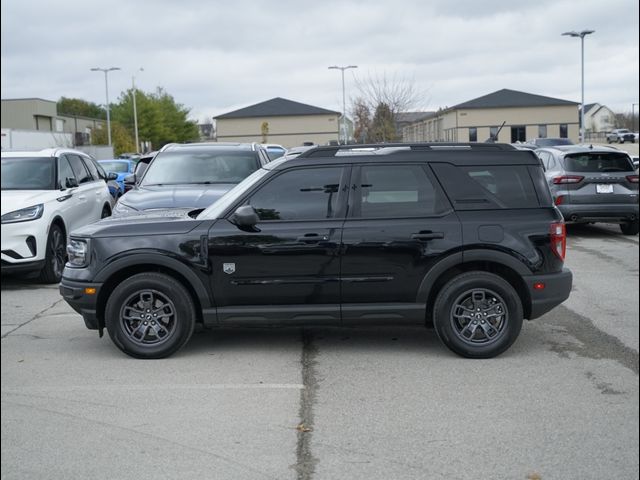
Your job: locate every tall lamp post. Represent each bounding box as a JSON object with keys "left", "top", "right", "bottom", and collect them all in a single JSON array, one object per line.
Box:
[
  {"left": 90, "top": 67, "right": 120, "bottom": 147},
  {"left": 132, "top": 68, "right": 144, "bottom": 153},
  {"left": 632, "top": 103, "right": 638, "bottom": 134},
  {"left": 562, "top": 30, "right": 595, "bottom": 143},
  {"left": 328, "top": 65, "right": 358, "bottom": 144}
]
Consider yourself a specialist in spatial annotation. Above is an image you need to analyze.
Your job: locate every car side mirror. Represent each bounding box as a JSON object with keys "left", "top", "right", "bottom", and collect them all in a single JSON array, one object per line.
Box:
[
  {"left": 107, "top": 172, "right": 118, "bottom": 181},
  {"left": 230, "top": 205, "right": 260, "bottom": 231},
  {"left": 65, "top": 177, "right": 79, "bottom": 188},
  {"left": 124, "top": 174, "right": 136, "bottom": 185}
]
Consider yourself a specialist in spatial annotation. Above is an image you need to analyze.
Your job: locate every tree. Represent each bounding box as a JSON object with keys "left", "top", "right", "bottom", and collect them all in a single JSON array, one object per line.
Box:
[
  {"left": 57, "top": 97, "right": 106, "bottom": 119},
  {"left": 351, "top": 98, "right": 371, "bottom": 143},
  {"left": 369, "top": 103, "right": 398, "bottom": 143},
  {"left": 91, "top": 122, "right": 135, "bottom": 156}
]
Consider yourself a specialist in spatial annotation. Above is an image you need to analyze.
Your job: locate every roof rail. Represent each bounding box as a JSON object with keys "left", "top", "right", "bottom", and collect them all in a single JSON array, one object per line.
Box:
[{"left": 297, "top": 142, "right": 516, "bottom": 158}]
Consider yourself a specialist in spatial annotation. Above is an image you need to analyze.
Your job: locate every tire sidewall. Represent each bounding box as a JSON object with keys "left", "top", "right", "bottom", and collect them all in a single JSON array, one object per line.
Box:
[
  {"left": 433, "top": 272, "right": 523, "bottom": 358},
  {"left": 105, "top": 273, "right": 195, "bottom": 358},
  {"left": 39, "top": 224, "right": 65, "bottom": 284}
]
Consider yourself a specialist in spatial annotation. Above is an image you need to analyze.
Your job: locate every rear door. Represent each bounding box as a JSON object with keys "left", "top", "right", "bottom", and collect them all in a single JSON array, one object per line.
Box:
[{"left": 340, "top": 163, "right": 462, "bottom": 324}]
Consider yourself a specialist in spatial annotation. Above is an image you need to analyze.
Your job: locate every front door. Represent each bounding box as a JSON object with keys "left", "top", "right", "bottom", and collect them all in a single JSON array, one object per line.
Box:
[
  {"left": 340, "top": 163, "right": 462, "bottom": 324},
  {"left": 208, "top": 165, "right": 350, "bottom": 324}
]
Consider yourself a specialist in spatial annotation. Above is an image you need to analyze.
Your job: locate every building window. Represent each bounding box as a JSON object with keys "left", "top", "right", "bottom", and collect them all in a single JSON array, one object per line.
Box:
[
  {"left": 559, "top": 124, "right": 568, "bottom": 138},
  {"left": 489, "top": 126, "right": 499, "bottom": 141},
  {"left": 510, "top": 126, "right": 526, "bottom": 143},
  {"left": 469, "top": 127, "right": 477, "bottom": 142},
  {"left": 538, "top": 125, "right": 547, "bottom": 138}
]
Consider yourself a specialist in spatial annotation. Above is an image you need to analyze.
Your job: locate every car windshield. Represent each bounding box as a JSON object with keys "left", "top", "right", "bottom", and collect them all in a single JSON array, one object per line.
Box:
[
  {"left": 266, "top": 147, "right": 286, "bottom": 160},
  {"left": 141, "top": 150, "right": 260, "bottom": 186},
  {"left": 536, "top": 138, "right": 574, "bottom": 147},
  {"left": 99, "top": 161, "right": 130, "bottom": 173},
  {"left": 564, "top": 152, "right": 634, "bottom": 172},
  {"left": 1, "top": 157, "right": 56, "bottom": 190}
]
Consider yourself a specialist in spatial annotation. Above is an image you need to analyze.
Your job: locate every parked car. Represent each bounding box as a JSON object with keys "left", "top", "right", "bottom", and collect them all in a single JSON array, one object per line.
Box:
[
  {"left": 536, "top": 145, "right": 639, "bottom": 234},
  {"left": 1, "top": 148, "right": 113, "bottom": 283},
  {"left": 98, "top": 159, "right": 136, "bottom": 194},
  {"left": 261, "top": 143, "right": 287, "bottom": 161},
  {"left": 113, "top": 143, "right": 270, "bottom": 216},
  {"left": 60, "top": 142, "right": 572, "bottom": 359},
  {"left": 606, "top": 129, "right": 635, "bottom": 144},
  {"left": 528, "top": 138, "right": 574, "bottom": 148},
  {"left": 118, "top": 152, "right": 142, "bottom": 164}
]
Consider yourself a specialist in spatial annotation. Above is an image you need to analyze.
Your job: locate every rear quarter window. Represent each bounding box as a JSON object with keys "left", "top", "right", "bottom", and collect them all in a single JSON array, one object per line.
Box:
[{"left": 431, "top": 163, "right": 541, "bottom": 209}]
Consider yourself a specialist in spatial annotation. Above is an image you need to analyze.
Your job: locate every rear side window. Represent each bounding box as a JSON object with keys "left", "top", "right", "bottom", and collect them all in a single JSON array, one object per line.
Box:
[
  {"left": 563, "top": 152, "right": 634, "bottom": 173},
  {"left": 431, "top": 163, "right": 539, "bottom": 209}
]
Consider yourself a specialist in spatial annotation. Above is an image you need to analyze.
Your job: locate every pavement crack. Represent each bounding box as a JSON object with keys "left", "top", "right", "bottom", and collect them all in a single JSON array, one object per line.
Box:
[
  {"left": 1, "top": 298, "right": 65, "bottom": 339},
  {"left": 293, "top": 329, "right": 319, "bottom": 480}
]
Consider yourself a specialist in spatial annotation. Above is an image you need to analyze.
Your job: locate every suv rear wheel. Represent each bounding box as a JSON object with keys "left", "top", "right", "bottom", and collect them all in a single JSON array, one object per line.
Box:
[
  {"left": 620, "top": 220, "right": 639, "bottom": 235},
  {"left": 433, "top": 271, "right": 523, "bottom": 358},
  {"left": 105, "top": 272, "right": 196, "bottom": 358}
]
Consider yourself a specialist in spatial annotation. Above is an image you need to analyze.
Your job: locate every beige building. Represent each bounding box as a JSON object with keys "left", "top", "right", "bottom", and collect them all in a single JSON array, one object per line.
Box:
[
  {"left": 214, "top": 97, "right": 340, "bottom": 148},
  {"left": 403, "top": 89, "right": 579, "bottom": 144}
]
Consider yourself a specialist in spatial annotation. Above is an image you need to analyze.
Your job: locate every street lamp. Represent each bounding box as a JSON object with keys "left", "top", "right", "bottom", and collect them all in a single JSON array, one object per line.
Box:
[
  {"left": 328, "top": 65, "right": 358, "bottom": 144},
  {"left": 632, "top": 103, "right": 639, "bottom": 133},
  {"left": 562, "top": 30, "right": 595, "bottom": 143},
  {"left": 132, "top": 68, "right": 144, "bottom": 153},
  {"left": 90, "top": 66, "right": 120, "bottom": 147}
]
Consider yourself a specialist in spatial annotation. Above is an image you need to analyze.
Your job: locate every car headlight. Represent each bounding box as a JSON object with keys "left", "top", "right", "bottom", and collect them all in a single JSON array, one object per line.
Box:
[
  {"left": 67, "top": 239, "right": 89, "bottom": 267},
  {"left": 1, "top": 204, "right": 44, "bottom": 224},
  {"left": 112, "top": 202, "right": 138, "bottom": 216}
]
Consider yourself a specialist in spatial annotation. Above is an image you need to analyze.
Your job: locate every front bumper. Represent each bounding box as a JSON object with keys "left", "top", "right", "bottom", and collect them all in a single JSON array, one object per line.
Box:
[
  {"left": 1, "top": 217, "right": 48, "bottom": 266},
  {"left": 525, "top": 268, "right": 573, "bottom": 320},
  {"left": 59, "top": 278, "right": 103, "bottom": 330}
]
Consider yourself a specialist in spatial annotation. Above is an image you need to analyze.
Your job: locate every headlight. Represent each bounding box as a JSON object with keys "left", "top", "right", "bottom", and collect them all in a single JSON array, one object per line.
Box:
[
  {"left": 113, "top": 202, "right": 138, "bottom": 216},
  {"left": 1, "top": 204, "right": 44, "bottom": 224},
  {"left": 67, "top": 239, "right": 89, "bottom": 267}
]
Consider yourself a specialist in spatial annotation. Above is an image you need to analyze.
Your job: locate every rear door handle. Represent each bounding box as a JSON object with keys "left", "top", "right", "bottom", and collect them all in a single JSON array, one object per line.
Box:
[
  {"left": 297, "top": 234, "right": 329, "bottom": 242},
  {"left": 411, "top": 232, "right": 444, "bottom": 241}
]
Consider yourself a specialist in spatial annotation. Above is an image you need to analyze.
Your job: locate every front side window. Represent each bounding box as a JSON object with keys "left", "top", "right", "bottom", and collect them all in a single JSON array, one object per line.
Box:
[
  {"left": 81, "top": 157, "right": 100, "bottom": 181},
  {"left": 67, "top": 155, "right": 92, "bottom": 184},
  {"left": 1, "top": 157, "right": 55, "bottom": 190},
  {"left": 356, "top": 165, "right": 449, "bottom": 218},
  {"left": 248, "top": 167, "right": 344, "bottom": 221},
  {"left": 58, "top": 157, "right": 76, "bottom": 188}
]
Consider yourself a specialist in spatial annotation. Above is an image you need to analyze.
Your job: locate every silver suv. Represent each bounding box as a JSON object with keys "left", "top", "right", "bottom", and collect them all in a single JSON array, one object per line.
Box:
[
  {"left": 606, "top": 129, "right": 635, "bottom": 144},
  {"left": 536, "top": 145, "right": 639, "bottom": 235}
]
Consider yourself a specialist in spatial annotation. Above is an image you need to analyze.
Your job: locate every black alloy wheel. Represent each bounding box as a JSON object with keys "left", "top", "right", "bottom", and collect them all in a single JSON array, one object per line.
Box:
[{"left": 38, "top": 224, "right": 66, "bottom": 284}]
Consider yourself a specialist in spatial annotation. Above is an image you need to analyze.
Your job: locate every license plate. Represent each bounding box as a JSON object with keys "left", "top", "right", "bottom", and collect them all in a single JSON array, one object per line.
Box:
[{"left": 596, "top": 184, "right": 614, "bottom": 194}]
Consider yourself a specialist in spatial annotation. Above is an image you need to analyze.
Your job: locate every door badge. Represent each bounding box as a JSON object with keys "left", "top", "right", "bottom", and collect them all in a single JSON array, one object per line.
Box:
[{"left": 223, "top": 263, "right": 236, "bottom": 274}]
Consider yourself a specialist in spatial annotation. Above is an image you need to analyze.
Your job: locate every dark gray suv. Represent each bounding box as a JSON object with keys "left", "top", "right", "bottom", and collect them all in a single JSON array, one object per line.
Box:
[{"left": 536, "top": 145, "right": 639, "bottom": 234}]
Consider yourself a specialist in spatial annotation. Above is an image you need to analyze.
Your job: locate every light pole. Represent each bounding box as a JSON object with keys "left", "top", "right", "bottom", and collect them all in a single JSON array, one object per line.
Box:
[
  {"left": 328, "top": 65, "right": 357, "bottom": 144},
  {"left": 562, "top": 30, "right": 595, "bottom": 143},
  {"left": 132, "top": 68, "right": 144, "bottom": 153},
  {"left": 632, "top": 103, "right": 638, "bottom": 133},
  {"left": 90, "top": 67, "right": 120, "bottom": 147}
]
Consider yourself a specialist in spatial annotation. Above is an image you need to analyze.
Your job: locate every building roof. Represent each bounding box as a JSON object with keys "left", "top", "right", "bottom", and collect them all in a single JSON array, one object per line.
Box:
[
  {"left": 214, "top": 97, "right": 340, "bottom": 119},
  {"left": 583, "top": 103, "right": 599, "bottom": 114},
  {"left": 396, "top": 111, "right": 436, "bottom": 123},
  {"left": 451, "top": 89, "right": 579, "bottom": 110},
  {"left": 1, "top": 97, "right": 56, "bottom": 104}
]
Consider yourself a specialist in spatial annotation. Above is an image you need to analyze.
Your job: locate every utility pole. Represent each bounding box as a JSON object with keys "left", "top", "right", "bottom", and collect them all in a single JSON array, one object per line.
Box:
[{"left": 328, "top": 65, "right": 358, "bottom": 144}]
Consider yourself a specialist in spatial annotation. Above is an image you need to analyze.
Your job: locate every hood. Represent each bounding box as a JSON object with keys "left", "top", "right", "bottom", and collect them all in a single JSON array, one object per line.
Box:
[
  {"left": 0, "top": 190, "right": 59, "bottom": 215},
  {"left": 118, "top": 183, "right": 235, "bottom": 211}
]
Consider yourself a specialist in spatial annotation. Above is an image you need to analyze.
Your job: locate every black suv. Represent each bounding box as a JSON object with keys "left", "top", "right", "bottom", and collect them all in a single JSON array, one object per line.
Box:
[{"left": 60, "top": 143, "right": 572, "bottom": 359}]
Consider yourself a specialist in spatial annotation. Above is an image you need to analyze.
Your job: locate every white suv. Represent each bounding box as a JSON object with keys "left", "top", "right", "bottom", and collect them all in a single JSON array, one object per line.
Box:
[{"left": 1, "top": 148, "right": 113, "bottom": 283}]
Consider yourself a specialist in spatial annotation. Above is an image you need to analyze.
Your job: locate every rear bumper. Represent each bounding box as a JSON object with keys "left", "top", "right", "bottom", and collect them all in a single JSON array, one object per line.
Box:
[
  {"left": 59, "top": 279, "right": 103, "bottom": 330},
  {"left": 525, "top": 268, "right": 573, "bottom": 320},
  {"left": 558, "top": 204, "right": 638, "bottom": 223}
]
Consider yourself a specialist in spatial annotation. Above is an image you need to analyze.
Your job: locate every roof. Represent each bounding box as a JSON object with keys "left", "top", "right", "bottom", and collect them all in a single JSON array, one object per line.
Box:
[
  {"left": 583, "top": 103, "right": 598, "bottom": 114},
  {"left": 451, "top": 89, "right": 579, "bottom": 110},
  {"left": 214, "top": 97, "right": 340, "bottom": 119},
  {"left": 395, "top": 111, "right": 436, "bottom": 123},
  {"left": 1, "top": 97, "right": 57, "bottom": 104}
]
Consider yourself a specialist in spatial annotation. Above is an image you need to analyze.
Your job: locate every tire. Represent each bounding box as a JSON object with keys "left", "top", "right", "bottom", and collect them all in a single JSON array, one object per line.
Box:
[
  {"left": 607, "top": 138, "right": 612, "bottom": 144},
  {"left": 433, "top": 271, "right": 523, "bottom": 359},
  {"left": 105, "top": 273, "right": 196, "bottom": 358},
  {"left": 101, "top": 205, "right": 111, "bottom": 218},
  {"left": 38, "top": 224, "right": 66, "bottom": 284},
  {"left": 620, "top": 220, "right": 639, "bottom": 235}
]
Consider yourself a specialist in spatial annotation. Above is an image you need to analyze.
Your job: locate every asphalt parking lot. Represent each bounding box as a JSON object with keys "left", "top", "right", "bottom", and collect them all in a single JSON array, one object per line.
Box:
[{"left": 1, "top": 223, "right": 638, "bottom": 480}]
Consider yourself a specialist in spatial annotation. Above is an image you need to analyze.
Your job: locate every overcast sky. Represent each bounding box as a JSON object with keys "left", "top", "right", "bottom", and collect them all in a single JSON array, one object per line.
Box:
[{"left": 2, "top": 0, "right": 638, "bottom": 123}]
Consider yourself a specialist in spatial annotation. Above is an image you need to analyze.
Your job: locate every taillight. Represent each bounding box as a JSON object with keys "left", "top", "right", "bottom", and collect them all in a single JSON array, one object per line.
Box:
[
  {"left": 626, "top": 175, "right": 639, "bottom": 184},
  {"left": 550, "top": 222, "right": 567, "bottom": 261},
  {"left": 553, "top": 175, "right": 584, "bottom": 184},
  {"left": 554, "top": 195, "right": 564, "bottom": 205}
]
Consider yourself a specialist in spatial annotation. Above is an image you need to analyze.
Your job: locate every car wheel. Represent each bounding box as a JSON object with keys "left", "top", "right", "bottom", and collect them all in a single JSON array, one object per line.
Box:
[
  {"left": 620, "top": 220, "right": 639, "bottom": 235},
  {"left": 105, "top": 272, "right": 196, "bottom": 358},
  {"left": 433, "top": 271, "right": 523, "bottom": 358},
  {"left": 101, "top": 205, "right": 111, "bottom": 218},
  {"left": 38, "top": 224, "right": 66, "bottom": 284}
]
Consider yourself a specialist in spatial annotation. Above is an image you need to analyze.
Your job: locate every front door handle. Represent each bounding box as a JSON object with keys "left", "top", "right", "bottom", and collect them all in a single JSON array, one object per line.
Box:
[
  {"left": 297, "top": 233, "right": 329, "bottom": 242},
  {"left": 411, "top": 231, "right": 444, "bottom": 241}
]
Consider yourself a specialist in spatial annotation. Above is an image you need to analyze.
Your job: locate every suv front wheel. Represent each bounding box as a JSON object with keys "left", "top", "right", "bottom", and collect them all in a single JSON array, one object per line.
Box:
[
  {"left": 105, "top": 272, "right": 196, "bottom": 358},
  {"left": 433, "top": 272, "right": 523, "bottom": 358}
]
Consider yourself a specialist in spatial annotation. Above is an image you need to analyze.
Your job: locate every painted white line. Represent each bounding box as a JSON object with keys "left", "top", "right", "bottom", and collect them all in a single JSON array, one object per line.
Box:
[{"left": 2, "top": 383, "right": 305, "bottom": 393}]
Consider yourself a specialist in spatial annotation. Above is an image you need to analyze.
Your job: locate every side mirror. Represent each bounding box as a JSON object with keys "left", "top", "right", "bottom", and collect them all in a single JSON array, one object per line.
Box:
[
  {"left": 107, "top": 172, "right": 118, "bottom": 181},
  {"left": 230, "top": 205, "right": 260, "bottom": 230},
  {"left": 124, "top": 174, "right": 136, "bottom": 185},
  {"left": 65, "top": 177, "right": 79, "bottom": 188}
]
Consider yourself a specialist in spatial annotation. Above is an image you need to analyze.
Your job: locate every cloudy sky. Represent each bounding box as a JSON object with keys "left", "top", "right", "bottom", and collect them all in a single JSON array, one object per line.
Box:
[{"left": 2, "top": 0, "right": 638, "bottom": 123}]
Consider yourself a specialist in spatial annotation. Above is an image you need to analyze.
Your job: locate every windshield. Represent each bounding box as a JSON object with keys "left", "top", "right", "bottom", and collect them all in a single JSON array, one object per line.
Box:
[
  {"left": 197, "top": 168, "right": 271, "bottom": 219},
  {"left": 100, "top": 161, "right": 130, "bottom": 173},
  {"left": 564, "top": 152, "right": 634, "bottom": 172},
  {"left": 1, "top": 157, "right": 56, "bottom": 190},
  {"left": 142, "top": 150, "right": 260, "bottom": 186},
  {"left": 266, "top": 147, "right": 286, "bottom": 160}
]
